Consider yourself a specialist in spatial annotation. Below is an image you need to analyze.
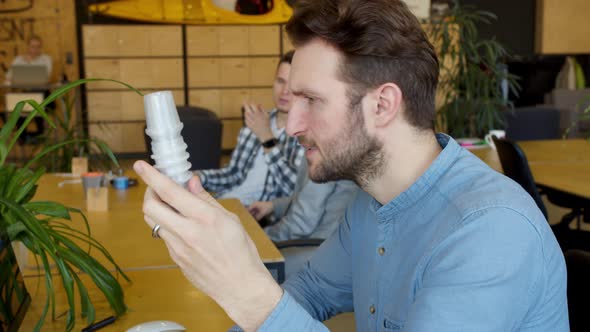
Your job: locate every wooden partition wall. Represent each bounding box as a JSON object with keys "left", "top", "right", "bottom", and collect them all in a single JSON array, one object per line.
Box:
[
  {"left": 185, "top": 25, "right": 279, "bottom": 150},
  {"left": 535, "top": 0, "right": 590, "bottom": 54},
  {"left": 83, "top": 25, "right": 184, "bottom": 154},
  {"left": 82, "top": 24, "right": 281, "bottom": 154},
  {"left": 81, "top": 23, "right": 455, "bottom": 155}
]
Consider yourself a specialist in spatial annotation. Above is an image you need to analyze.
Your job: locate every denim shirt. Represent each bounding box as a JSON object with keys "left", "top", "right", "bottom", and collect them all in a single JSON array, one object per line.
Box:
[{"left": 259, "top": 134, "right": 568, "bottom": 331}]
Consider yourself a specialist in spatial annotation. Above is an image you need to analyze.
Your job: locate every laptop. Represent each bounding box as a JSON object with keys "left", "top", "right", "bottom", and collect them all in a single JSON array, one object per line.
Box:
[{"left": 10, "top": 64, "right": 49, "bottom": 87}]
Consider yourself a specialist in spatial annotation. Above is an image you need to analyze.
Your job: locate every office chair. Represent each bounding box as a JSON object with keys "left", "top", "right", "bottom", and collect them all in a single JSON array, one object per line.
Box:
[
  {"left": 564, "top": 249, "right": 590, "bottom": 332},
  {"left": 504, "top": 107, "right": 561, "bottom": 141},
  {"left": 492, "top": 137, "right": 590, "bottom": 251},
  {"left": 144, "top": 106, "right": 223, "bottom": 170}
]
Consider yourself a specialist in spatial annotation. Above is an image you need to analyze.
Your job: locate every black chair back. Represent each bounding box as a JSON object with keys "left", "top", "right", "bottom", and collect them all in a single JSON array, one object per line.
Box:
[
  {"left": 565, "top": 249, "right": 590, "bottom": 332},
  {"left": 504, "top": 107, "right": 561, "bottom": 141},
  {"left": 492, "top": 136, "right": 548, "bottom": 219},
  {"left": 144, "top": 106, "right": 223, "bottom": 170}
]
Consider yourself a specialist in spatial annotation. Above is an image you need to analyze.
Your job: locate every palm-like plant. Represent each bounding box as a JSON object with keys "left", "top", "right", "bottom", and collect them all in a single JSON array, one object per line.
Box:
[
  {"left": 427, "top": 1, "right": 520, "bottom": 138},
  {"left": 563, "top": 96, "right": 590, "bottom": 140},
  {"left": 32, "top": 90, "right": 116, "bottom": 173},
  {"left": 0, "top": 79, "right": 142, "bottom": 331}
]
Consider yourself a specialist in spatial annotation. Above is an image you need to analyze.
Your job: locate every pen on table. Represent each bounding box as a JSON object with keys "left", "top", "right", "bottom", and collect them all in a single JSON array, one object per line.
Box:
[{"left": 81, "top": 316, "right": 116, "bottom": 332}]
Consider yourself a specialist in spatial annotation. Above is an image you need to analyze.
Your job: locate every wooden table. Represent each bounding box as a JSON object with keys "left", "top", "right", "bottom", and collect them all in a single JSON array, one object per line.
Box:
[
  {"left": 22, "top": 174, "right": 283, "bottom": 275},
  {"left": 20, "top": 268, "right": 235, "bottom": 331},
  {"left": 470, "top": 139, "right": 590, "bottom": 199},
  {"left": 18, "top": 172, "right": 286, "bottom": 331}
]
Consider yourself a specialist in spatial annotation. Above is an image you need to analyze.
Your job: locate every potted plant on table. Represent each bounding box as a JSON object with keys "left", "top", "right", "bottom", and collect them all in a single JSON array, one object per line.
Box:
[
  {"left": 29, "top": 86, "right": 117, "bottom": 173},
  {"left": 426, "top": 1, "right": 520, "bottom": 138},
  {"left": 0, "top": 79, "right": 142, "bottom": 331},
  {"left": 564, "top": 96, "right": 590, "bottom": 140}
]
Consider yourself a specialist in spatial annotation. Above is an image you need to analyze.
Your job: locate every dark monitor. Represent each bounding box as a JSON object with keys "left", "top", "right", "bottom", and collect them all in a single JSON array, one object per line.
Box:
[{"left": 0, "top": 238, "right": 31, "bottom": 332}]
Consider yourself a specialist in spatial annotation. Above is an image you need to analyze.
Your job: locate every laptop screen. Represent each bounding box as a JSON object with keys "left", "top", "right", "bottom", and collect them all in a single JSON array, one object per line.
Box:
[
  {"left": 10, "top": 64, "right": 49, "bottom": 87},
  {"left": 0, "top": 238, "right": 31, "bottom": 332}
]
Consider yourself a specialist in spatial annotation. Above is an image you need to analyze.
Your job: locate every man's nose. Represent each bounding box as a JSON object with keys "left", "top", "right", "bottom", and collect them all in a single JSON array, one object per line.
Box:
[
  {"left": 286, "top": 100, "right": 307, "bottom": 137},
  {"left": 281, "top": 85, "right": 291, "bottom": 97}
]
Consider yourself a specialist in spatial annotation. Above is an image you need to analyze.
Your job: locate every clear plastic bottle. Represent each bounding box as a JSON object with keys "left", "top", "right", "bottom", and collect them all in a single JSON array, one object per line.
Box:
[{"left": 143, "top": 91, "right": 192, "bottom": 187}]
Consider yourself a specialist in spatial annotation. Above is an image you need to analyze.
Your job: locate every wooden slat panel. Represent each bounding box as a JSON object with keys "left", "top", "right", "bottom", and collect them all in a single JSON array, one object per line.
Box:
[
  {"left": 83, "top": 25, "right": 120, "bottom": 56},
  {"left": 220, "top": 89, "right": 249, "bottom": 118},
  {"left": 219, "top": 58, "right": 249, "bottom": 87},
  {"left": 188, "top": 58, "right": 220, "bottom": 87},
  {"left": 89, "top": 123, "right": 121, "bottom": 152},
  {"left": 88, "top": 90, "right": 183, "bottom": 122},
  {"left": 188, "top": 89, "right": 222, "bottom": 116},
  {"left": 249, "top": 26, "right": 280, "bottom": 55},
  {"left": 148, "top": 26, "right": 182, "bottom": 56},
  {"left": 535, "top": 0, "right": 590, "bottom": 54},
  {"left": 186, "top": 26, "right": 219, "bottom": 56},
  {"left": 119, "top": 59, "right": 153, "bottom": 88},
  {"left": 118, "top": 26, "right": 151, "bottom": 56},
  {"left": 249, "top": 57, "right": 278, "bottom": 86},
  {"left": 84, "top": 59, "right": 121, "bottom": 89},
  {"left": 218, "top": 26, "right": 249, "bottom": 55},
  {"left": 89, "top": 123, "right": 147, "bottom": 153},
  {"left": 120, "top": 122, "right": 148, "bottom": 153},
  {"left": 249, "top": 88, "right": 275, "bottom": 111},
  {"left": 222, "top": 119, "right": 244, "bottom": 150},
  {"left": 150, "top": 58, "right": 184, "bottom": 88},
  {"left": 117, "top": 59, "right": 183, "bottom": 89},
  {"left": 87, "top": 92, "right": 122, "bottom": 121}
]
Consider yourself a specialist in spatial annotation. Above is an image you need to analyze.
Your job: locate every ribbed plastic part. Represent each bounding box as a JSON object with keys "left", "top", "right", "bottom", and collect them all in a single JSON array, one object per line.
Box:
[{"left": 144, "top": 91, "right": 192, "bottom": 187}]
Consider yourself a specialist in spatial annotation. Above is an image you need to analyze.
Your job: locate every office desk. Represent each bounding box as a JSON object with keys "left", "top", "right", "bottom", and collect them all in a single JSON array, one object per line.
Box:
[
  {"left": 470, "top": 139, "right": 590, "bottom": 199},
  {"left": 22, "top": 174, "right": 283, "bottom": 275},
  {"left": 20, "top": 268, "right": 235, "bottom": 331}
]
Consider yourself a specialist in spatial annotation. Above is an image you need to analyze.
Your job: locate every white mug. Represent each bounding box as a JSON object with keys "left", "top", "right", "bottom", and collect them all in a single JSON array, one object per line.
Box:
[{"left": 484, "top": 129, "right": 506, "bottom": 149}]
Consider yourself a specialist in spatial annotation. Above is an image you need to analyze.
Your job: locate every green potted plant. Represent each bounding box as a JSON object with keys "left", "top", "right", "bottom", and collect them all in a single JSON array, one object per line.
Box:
[
  {"left": 563, "top": 94, "right": 590, "bottom": 140},
  {"left": 32, "top": 88, "right": 115, "bottom": 173},
  {"left": 427, "top": 1, "right": 520, "bottom": 138},
  {"left": 0, "top": 79, "right": 142, "bottom": 331}
]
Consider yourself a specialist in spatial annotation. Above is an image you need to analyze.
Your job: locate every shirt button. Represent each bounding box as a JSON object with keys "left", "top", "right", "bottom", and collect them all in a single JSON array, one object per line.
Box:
[
  {"left": 369, "top": 305, "right": 376, "bottom": 314},
  {"left": 378, "top": 247, "right": 385, "bottom": 256}
]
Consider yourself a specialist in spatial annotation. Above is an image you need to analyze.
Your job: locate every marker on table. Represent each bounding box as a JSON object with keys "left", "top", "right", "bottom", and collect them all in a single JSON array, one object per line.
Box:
[
  {"left": 82, "top": 316, "right": 116, "bottom": 332},
  {"left": 460, "top": 140, "right": 487, "bottom": 147}
]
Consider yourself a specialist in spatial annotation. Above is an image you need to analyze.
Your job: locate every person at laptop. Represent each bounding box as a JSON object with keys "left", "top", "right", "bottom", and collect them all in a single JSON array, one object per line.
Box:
[
  {"left": 5, "top": 35, "right": 52, "bottom": 85},
  {"left": 196, "top": 51, "right": 305, "bottom": 206},
  {"left": 4, "top": 35, "right": 52, "bottom": 144}
]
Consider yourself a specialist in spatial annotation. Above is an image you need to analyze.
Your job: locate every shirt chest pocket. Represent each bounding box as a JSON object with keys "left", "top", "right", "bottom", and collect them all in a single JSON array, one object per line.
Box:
[{"left": 383, "top": 318, "right": 404, "bottom": 331}]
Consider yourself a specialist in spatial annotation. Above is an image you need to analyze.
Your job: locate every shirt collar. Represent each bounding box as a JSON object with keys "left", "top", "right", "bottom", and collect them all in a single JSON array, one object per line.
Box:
[{"left": 371, "top": 133, "right": 461, "bottom": 221}]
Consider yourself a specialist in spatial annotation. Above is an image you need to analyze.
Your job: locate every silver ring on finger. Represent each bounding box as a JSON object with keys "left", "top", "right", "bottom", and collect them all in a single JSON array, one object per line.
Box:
[{"left": 152, "top": 224, "right": 162, "bottom": 239}]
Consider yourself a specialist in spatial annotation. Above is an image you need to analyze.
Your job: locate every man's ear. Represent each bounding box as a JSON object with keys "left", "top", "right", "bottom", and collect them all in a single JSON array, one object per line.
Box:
[{"left": 373, "top": 83, "right": 403, "bottom": 127}]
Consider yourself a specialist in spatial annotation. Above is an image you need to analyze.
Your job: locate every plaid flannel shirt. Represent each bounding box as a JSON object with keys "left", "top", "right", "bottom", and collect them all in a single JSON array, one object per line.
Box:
[{"left": 199, "top": 110, "right": 305, "bottom": 202}]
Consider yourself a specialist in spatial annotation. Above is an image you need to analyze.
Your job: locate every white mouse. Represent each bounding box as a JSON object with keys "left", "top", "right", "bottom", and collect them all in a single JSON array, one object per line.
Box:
[{"left": 126, "top": 320, "right": 186, "bottom": 332}]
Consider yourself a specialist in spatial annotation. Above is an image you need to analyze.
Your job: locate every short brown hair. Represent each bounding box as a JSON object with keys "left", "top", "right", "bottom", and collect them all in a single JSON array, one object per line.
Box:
[
  {"left": 279, "top": 50, "right": 295, "bottom": 66},
  {"left": 286, "top": 0, "right": 439, "bottom": 130}
]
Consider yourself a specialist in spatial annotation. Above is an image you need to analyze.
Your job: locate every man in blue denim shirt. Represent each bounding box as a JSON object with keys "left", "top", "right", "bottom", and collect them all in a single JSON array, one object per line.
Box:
[{"left": 135, "top": 0, "right": 568, "bottom": 330}]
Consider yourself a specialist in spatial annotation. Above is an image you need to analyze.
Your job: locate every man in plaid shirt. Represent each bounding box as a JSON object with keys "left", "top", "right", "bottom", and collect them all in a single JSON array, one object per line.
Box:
[{"left": 198, "top": 51, "right": 305, "bottom": 206}]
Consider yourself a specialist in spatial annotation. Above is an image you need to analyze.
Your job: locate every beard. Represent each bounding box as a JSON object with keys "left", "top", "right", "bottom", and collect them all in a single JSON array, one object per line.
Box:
[{"left": 301, "top": 100, "right": 385, "bottom": 187}]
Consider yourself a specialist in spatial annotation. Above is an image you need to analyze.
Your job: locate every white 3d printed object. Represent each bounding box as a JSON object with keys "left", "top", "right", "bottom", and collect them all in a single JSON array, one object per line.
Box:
[{"left": 144, "top": 91, "right": 192, "bottom": 187}]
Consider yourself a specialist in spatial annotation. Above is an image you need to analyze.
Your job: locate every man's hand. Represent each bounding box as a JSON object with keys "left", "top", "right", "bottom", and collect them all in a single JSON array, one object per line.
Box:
[
  {"left": 248, "top": 201, "right": 274, "bottom": 221},
  {"left": 244, "top": 103, "right": 274, "bottom": 143},
  {"left": 134, "top": 160, "right": 283, "bottom": 331}
]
